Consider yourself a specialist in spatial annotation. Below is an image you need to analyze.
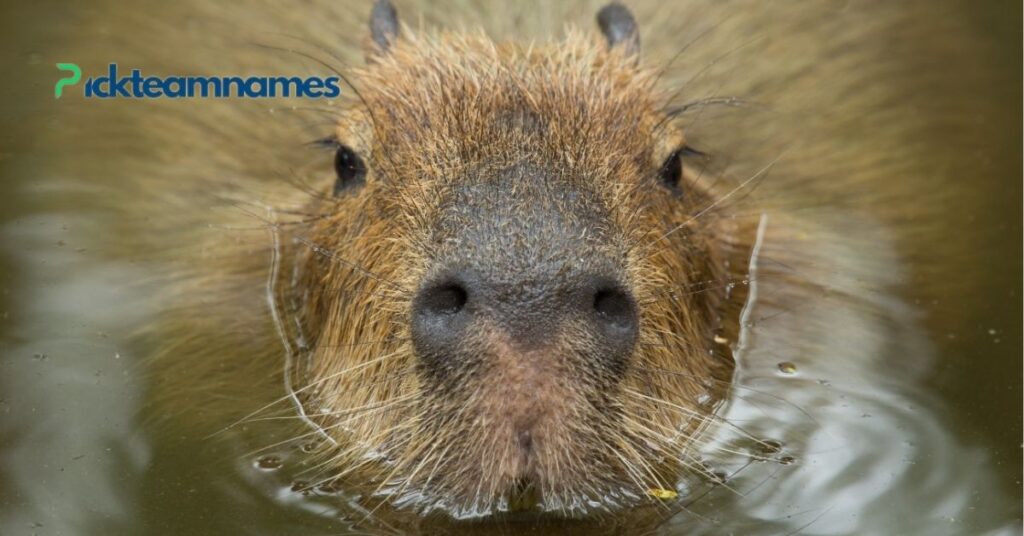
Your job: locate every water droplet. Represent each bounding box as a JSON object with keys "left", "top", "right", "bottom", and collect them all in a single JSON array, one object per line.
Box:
[
  {"left": 777, "top": 361, "right": 797, "bottom": 374},
  {"left": 756, "top": 439, "right": 784, "bottom": 455},
  {"left": 317, "top": 481, "right": 340, "bottom": 494},
  {"left": 255, "top": 456, "right": 282, "bottom": 470}
]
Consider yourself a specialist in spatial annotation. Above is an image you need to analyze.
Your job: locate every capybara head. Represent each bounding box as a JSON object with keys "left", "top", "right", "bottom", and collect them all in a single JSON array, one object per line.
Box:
[{"left": 284, "top": 0, "right": 736, "bottom": 516}]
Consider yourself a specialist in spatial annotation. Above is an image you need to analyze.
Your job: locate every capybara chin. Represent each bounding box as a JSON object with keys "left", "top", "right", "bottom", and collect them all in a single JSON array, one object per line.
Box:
[{"left": 281, "top": 2, "right": 742, "bottom": 515}]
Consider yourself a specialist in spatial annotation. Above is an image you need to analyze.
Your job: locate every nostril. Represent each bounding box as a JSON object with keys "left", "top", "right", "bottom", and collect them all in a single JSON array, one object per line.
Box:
[
  {"left": 593, "top": 288, "right": 636, "bottom": 329},
  {"left": 420, "top": 282, "right": 468, "bottom": 316}
]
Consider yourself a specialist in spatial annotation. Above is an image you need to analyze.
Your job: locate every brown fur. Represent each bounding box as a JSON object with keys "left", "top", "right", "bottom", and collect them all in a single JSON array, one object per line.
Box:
[{"left": 280, "top": 30, "right": 744, "bottom": 514}]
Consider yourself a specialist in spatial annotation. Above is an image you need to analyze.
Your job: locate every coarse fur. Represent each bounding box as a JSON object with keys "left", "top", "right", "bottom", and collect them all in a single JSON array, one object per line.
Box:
[{"left": 285, "top": 29, "right": 743, "bottom": 514}]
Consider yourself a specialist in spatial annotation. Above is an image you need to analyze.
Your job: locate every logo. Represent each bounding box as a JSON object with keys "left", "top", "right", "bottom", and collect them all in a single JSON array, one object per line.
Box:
[{"left": 54, "top": 63, "right": 341, "bottom": 99}]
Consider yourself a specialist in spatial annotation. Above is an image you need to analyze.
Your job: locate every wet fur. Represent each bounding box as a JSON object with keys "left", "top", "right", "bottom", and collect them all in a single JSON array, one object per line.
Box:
[{"left": 285, "top": 31, "right": 739, "bottom": 514}]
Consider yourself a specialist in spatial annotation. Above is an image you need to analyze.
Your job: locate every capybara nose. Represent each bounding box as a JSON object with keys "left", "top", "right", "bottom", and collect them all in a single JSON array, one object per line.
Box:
[{"left": 410, "top": 268, "right": 639, "bottom": 365}]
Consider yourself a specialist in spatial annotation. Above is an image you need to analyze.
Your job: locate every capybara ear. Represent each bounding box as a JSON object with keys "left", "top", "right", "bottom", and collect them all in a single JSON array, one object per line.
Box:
[
  {"left": 365, "top": 0, "right": 400, "bottom": 62},
  {"left": 596, "top": 2, "right": 640, "bottom": 60}
]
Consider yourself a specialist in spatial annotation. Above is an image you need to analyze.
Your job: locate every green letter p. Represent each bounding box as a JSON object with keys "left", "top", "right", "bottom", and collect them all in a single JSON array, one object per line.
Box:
[{"left": 54, "top": 63, "right": 82, "bottom": 99}]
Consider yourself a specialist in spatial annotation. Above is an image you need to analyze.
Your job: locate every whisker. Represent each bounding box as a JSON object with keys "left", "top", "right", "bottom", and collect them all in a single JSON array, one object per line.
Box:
[
  {"left": 629, "top": 364, "right": 820, "bottom": 430},
  {"left": 244, "top": 396, "right": 418, "bottom": 461},
  {"left": 208, "top": 346, "right": 408, "bottom": 439},
  {"left": 654, "top": 148, "right": 789, "bottom": 244},
  {"left": 231, "top": 200, "right": 403, "bottom": 289},
  {"left": 622, "top": 389, "right": 764, "bottom": 447}
]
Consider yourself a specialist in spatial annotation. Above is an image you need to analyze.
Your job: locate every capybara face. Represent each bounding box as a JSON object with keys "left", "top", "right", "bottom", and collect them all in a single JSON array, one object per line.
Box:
[{"left": 286, "top": 9, "right": 736, "bottom": 516}]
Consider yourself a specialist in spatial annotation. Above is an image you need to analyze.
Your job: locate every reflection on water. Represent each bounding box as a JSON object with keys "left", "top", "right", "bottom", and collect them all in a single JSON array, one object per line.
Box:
[
  {"left": 678, "top": 213, "right": 1016, "bottom": 534},
  {"left": 0, "top": 0, "right": 1020, "bottom": 535},
  {"left": 0, "top": 213, "right": 150, "bottom": 534}
]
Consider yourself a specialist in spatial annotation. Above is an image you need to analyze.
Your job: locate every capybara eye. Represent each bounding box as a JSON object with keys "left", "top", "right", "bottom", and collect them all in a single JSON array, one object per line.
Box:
[
  {"left": 333, "top": 144, "right": 367, "bottom": 195},
  {"left": 658, "top": 148, "right": 684, "bottom": 192},
  {"left": 659, "top": 146, "right": 704, "bottom": 193}
]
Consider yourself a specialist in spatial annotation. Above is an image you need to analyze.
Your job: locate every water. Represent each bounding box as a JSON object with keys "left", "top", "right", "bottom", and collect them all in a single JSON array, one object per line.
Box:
[{"left": 1, "top": 1, "right": 1020, "bottom": 534}]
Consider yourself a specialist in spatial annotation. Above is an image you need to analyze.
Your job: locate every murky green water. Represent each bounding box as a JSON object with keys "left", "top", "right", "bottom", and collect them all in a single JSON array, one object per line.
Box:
[{"left": 1, "top": 1, "right": 1020, "bottom": 535}]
